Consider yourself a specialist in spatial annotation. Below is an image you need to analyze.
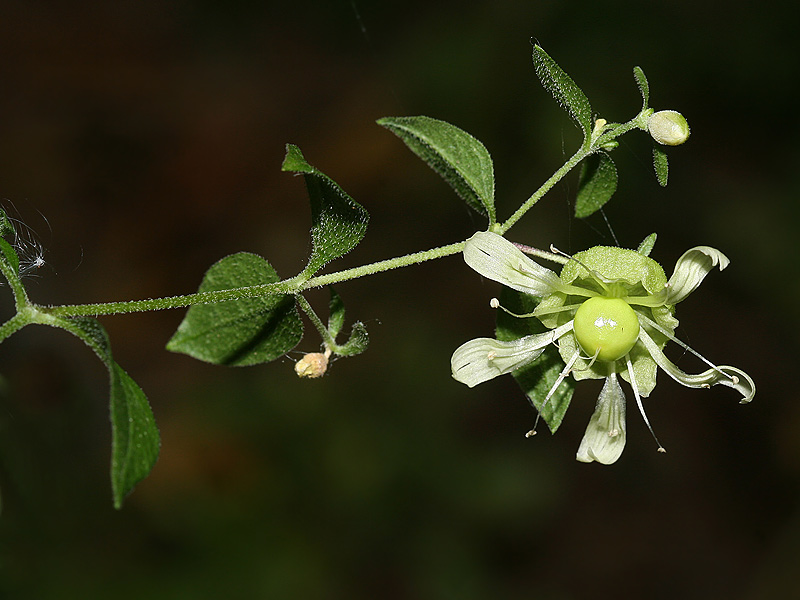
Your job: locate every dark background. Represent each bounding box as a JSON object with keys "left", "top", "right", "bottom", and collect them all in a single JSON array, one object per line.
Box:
[{"left": 0, "top": 1, "right": 796, "bottom": 598}]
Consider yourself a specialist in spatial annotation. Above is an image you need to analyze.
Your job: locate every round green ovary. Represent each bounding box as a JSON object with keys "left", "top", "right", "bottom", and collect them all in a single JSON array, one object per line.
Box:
[{"left": 573, "top": 297, "right": 640, "bottom": 362}]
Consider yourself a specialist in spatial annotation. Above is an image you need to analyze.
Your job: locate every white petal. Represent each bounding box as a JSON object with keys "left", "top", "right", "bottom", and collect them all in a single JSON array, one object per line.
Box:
[
  {"left": 451, "top": 322, "right": 573, "bottom": 388},
  {"left": 638, "top": 328, "right": 755, "bottom": 403},
  {"left": 663, "top": 246, "right": 730, "bottom": 305},
  {"left": 576, "top": 373, "right": 627, "bottom": 464},
  {"left": 463, "top": 231, "right": 566, "bottom": 297}
]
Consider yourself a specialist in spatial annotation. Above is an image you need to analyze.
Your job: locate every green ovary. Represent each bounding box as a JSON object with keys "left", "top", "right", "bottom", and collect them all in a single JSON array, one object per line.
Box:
[{"left": 573, "top": 297, "right": 640, "bottom": 362}]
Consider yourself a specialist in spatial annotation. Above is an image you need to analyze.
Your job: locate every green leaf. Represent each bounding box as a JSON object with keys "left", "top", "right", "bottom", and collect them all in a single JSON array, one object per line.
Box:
[
  {"left": 653, "top": 145, "right": 669, "bottom": 186},
  {"left": 335, "top": 321, "right": 369, "bottom": 357},
  {"left": 633, "top": 66, "right": 649, "bottom": 108},
  {"left": 0, "top": 237, "right": 20, "bottom": 278},
  {"left": 167, "top": 252, "right": 303, "bottom": 366},
  {"left": 53, "top": 316, "right": 159, "bottom": 509},
  {"left": 377, "top": 116, "right": 496, "bottom": 223},
  {"left": 327, "top": 287, "right": 345, "bottom": 340},
  {"left": 533, "top": 45, "right": 593, "bottom": 141},
  {"left": 575, "top": 152, "right": 618, "bottom": 218},
  {"left": 636, "top": 233, "right": 657, "bottom": 257},
  {"left": 0, "top": 208, "right": 15, "bottom": 238},
  {"left": 282, "top": 145, "right": 369, "bottom": 278},
  {"left": 494, "top": 286, "right": 573, "bottom": 433}
]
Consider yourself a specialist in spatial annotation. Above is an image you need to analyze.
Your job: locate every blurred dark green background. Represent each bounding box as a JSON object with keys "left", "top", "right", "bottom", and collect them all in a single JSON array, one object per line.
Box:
[{"left": 0, "top": 1, "right": 796, "bottom": 598}]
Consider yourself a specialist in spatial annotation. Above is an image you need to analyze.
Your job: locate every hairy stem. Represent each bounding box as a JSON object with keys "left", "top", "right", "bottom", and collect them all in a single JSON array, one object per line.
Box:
[{"left": 39, "top": 241, "right": 466, "bottom": 318}]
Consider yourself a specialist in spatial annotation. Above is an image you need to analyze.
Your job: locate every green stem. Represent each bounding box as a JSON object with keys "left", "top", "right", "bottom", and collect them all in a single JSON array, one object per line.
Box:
[
  {"left": 39, "top": 241, "right": 466, "bottom": 319},
  {"left": 498, "top": 147, "right": 589, "bottom": 235},
  {"left": 0, "top": 257, "right": 30, "bottom": 311},
  {"left": 295, "top": 294, "right": 336, "bottom": 349}
]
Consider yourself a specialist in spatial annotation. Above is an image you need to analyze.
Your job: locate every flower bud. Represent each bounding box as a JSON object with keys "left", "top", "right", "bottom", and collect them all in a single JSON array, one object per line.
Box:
[
  {"left": 647, "top": 110, "right": 690, "bottom": 146},
  {"left": 294, "top": 352, "right": 329, "bottom": 378}
]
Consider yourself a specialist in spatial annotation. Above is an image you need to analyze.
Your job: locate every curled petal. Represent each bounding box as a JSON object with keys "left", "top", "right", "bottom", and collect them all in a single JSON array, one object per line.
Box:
[
  {"left": 663, "top": 246, "right": 730, "bottom": 305},
  {"left": 451, "top": 322, "right": 573, "bottom": 388},
  {"left": 638, "top": 328, "right": 755, "bottom": 403},
  {"left": 463, "top": 231, "right": 568, "bottom": 297},
  {"left": 576, "top": 373, "right": 627, "bottom": 464},
  {"left": 627, "top": 246, "right": 729, "bottom": 307}
]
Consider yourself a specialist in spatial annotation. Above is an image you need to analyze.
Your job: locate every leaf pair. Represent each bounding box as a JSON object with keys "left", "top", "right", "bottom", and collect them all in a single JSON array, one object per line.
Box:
[{"left": 167, "top": 145, "right": 369, "bottom": 367}]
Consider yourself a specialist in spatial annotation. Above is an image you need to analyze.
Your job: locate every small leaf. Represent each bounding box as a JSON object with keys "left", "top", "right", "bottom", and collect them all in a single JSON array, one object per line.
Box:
[
  {"left": 53, "top": 316, "right": 159, "bottom": 509},
  {"left": 653, "top": 145, "right": 669, "bottom": 186},
  {"left": 0, "top": 208, "right": 15, "bottom": 238},
  {"left": 335, "top": 321, "right": 368, "bottom": 357},
  {"left": 495, "top": 286, "right": 573, "bottom": 433},
  {"left": 633, "top": 66, "right": 649, "bottom": 108},
  {"left": 167, "top": 252, "right": 303, "bottom": 366},
  {"left": 575, "top": 152, "right": 618, "bottom": 218},
  {"left": 377, "top": 116, "right": 496, "bottom": 223},
  {"left": 327, "top": 287, "right": 346, "bottom": 340},
  {"left": 282, "top": 145, "right": 369, "bottom": 278},
  {"left": 636, "top": 233, "right": 657, "bottom": 257},
  {"left": 0, "top": 237, "right": 20, "bottom": 277},
  {"left": 533, "top": 45, "right": 593, "bottom": 141}
]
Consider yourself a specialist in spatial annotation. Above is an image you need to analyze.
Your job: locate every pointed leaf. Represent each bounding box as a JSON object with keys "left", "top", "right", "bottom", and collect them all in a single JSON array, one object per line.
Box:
[
  {"left": 575, "top": 152, "right": 618, "bottom": 218},
  {"left": 377, "top": 116, "right": 496, "bottom": 223},
  {"left": 495, "top": 286, "right": 574, "bottom": 433},
  {"left": 633, "top": 66, "right": 649, "bottom": 108},
  {"left": 327, "top": 287, "right": 345, "bottom": 340},
  {"left": 167, "top": 252, "right": 303, "bottom": 366},
  {"left": 533, "top": 45, "right": 593, "bottom": 141},
  {"left": 653, "top": 145, "right": 669, "bottom": 186},
  {"left": 52, "top": 316, "right": 159, "bottom": 509},
  {"left": 282, "top": 145, "right": 369, "bottom": 277},
  {"left": 0, "top": 237, "right": 19, "bottom": 278}
]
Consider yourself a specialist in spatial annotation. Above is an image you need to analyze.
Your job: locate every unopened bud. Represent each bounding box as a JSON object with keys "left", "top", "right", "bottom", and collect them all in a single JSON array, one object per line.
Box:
[
  {"left": 294, "top": 352, "right": 329, "bottom": 378},
  {"left": 648, "top": 110, "right": 690, "bottom": 146}
]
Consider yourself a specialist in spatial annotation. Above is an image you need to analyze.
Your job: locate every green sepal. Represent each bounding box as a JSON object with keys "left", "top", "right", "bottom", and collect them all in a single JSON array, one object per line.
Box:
[
  {"left": 653, "top": 145, "right": 669, "bottom": 186},
  {"left": 377, "top": 116, "right": 496, "bottom": 223},
  {"left": 575, "top": 152, "right": 618, "bottom": 218},
  {"left": 533, "top": 45, "right": 593, "bottom": 143},
  {"left": 52, "top": 316, "right": 159, "bottom": 509},
  {"left": 633, "top": 66, "right": 650, "bottom": 109},
  {"left": 495, "top": 286, "right": 574, "bottom": 433},
  {"left": 282, "top": 145, "right": 369, "bottom": 278},
  {"left": 636, "top": 233, "right": 657, "bottom": 257},
  {"left": 167, "top": 252, "right": 303, "bottom": 366}
]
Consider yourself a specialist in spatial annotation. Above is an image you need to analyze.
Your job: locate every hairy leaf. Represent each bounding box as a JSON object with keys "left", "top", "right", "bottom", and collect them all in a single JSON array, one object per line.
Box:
[
  {"left": 54, "top": 316, "right": 159, "bottom": 509},
  {"left": 377, "top": 116, "right": 496, "bottom": 223},
  {"left": 495, "top": 286, "right": 573, "bottom": 433},
  {"left": 653, "top": 145, "right": 669, "bottom": 186},
  {"left": 167, "top": 252, "right": 302, "bottom": 366},
  {"left": 282, "top": 145, "right": 369, "bottom": 278},
  {"left": 533, "top": 45, "right": 593, "bottom": 142},
  {"left": 327, "top": 287, "right": 345, "bottom": 340},
  {"left": 633, "top": 66, "right": 649, "bottom": 108},
  {"left": 335, "top": 321, "right": 369, "bottom": 357},
  {"left": 575, "top": 152, "right": 618, "bottom": 218}
]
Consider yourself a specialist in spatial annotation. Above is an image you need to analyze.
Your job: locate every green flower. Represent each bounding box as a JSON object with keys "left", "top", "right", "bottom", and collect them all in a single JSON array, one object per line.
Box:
[{"left": 451, "top": 231, "right": 754, "bottom": 464}]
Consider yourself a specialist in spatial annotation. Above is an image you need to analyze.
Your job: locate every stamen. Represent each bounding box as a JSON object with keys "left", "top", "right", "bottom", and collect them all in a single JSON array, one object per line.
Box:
[
  {"left": 529, "top": 348, "right": 581, "bottom": 435},
  {"left": 636, "top": 312, "right": 736, "bottom": 382},
  {"left": 489, "top": 298, "right": 538, "bottom": 319},
  {"left": 626, "top": 354, "right": 666, "bottom": 454}
]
